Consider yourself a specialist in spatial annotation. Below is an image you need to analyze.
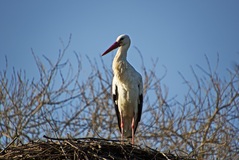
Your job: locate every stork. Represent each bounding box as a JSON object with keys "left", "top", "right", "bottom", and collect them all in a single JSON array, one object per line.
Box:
[{"left": 102, "top": 34, "right": 143, "bottom": 144}]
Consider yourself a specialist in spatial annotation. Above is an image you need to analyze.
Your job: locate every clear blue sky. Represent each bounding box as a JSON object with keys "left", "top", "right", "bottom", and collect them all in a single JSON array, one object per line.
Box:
[{"left": 0, "top": 1, "right": 239, "bottom": 101}]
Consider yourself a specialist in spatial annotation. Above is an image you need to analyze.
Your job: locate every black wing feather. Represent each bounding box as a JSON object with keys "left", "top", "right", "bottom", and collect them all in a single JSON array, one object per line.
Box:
[
  {"left": 113, "top": 85, "right": 121, "bottom": 133},
  {"left": 138, "top": 94, "right": 143, "bottom": 122},
  {"left": 134, "top": 84, "right": 143, "bottom": 134}
]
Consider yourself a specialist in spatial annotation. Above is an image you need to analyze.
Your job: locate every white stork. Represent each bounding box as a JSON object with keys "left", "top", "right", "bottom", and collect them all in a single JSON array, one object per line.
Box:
[{"left": 102, "top": 34, "right": 143, "bottom": 144}]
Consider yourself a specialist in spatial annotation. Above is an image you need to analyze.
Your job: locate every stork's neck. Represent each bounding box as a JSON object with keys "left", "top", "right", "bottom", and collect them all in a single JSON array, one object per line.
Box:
[
  {"left": 113, "top": 45, "right": 129, "bottom": 77},
  {"left": 114, "top": 45, "right": 128, "bottom": 62}
]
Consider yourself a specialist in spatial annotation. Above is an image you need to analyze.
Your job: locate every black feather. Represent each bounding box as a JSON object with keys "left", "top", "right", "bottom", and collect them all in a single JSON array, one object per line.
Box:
[
  {"left": 113, "top": 85, "right": 121, "bottom": 133},
  {"left": 134, "top": 93, "right": 143, "bottom": 134}
]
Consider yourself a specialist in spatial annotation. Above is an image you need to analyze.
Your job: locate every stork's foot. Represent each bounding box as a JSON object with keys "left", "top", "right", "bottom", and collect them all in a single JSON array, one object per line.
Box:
[
  {"left": 131, "top": 134, "right": 134, "bottom": 145},
  {"left": 131, "top": 117, "right": 135, "bottom": 145},
  {"left": 121, "top": 121, "right": 124, "bottom": 144},
  {"left": 121, "top": 134, "right": 124, "bottom": 144}
]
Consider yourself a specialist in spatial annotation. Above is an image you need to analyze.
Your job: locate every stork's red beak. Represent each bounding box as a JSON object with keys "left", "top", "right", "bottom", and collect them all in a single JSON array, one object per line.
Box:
[{"left": 102, "top": 42, "right": 120, "bottom": 56}]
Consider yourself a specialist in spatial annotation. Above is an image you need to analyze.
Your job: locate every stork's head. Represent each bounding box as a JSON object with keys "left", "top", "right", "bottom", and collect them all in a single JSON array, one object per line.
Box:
[{"left": 102, "top": 34, "right": 131, "bottom": 56}]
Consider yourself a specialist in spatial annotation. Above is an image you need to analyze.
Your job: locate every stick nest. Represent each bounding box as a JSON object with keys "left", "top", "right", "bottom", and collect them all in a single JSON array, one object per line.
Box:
[{"left": 0, "top": 136, "right": 195, "bottom": 160}]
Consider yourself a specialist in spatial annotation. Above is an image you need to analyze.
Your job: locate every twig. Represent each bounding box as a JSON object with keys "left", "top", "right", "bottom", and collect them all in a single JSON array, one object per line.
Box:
[{"left": 0, "top": 134, "right": 19, "bottom": 154}]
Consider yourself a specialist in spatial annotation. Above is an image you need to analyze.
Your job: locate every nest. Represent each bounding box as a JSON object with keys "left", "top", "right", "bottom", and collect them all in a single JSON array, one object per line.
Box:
[{"left": 0, "top": 136, "right": 195, "bottom": 160}]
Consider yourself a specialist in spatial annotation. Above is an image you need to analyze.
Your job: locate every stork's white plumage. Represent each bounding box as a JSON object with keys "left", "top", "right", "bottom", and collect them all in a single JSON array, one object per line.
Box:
[{"left": 102, "top": 34, "right": 143, "bottom": 144}]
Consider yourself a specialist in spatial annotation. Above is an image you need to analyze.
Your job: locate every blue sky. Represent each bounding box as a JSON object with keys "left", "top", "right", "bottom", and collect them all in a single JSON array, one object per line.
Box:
[{"left": 0, "top": 1, "right": 239, "bottom": 101}]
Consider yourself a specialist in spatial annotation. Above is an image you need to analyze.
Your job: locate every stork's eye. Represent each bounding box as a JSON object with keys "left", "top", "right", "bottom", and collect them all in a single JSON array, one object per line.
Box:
[{"left": 119, "top": 37, "right": 124, "bottom": 41}]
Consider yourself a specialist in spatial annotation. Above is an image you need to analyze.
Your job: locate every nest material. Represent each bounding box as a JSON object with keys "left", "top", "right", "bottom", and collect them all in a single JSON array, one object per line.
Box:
[{"left": 0, "top": 136, "right": 194, "bottom": 160}]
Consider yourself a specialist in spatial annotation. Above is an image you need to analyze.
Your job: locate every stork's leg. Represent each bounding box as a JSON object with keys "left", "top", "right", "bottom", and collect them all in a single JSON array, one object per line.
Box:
[
  {"left": 131, "top": 117, "right": 135, "bottom": 144},
  {"left": 120, "top": 114, "right": 124, "bottom": 144}
]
